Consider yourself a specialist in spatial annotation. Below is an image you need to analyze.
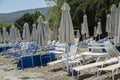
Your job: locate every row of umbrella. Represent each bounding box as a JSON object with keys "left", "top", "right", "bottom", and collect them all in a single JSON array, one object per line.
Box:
[
  {"left": 2, "top": 3, "right": 118, "bottom": 47},
  {"left": 105, "top": 3, "right": 120, "bottom": 45},
  {"left": 77, "top": 15, "right": 102, "bottom": 41},
  {"left": 74, "top": 4, "right": 120, "bottom": 41},
  {"left": 0, "top": 16, "right": 50, "bottom": 48},
  {"left": 0, "top": 2, "right": 119, "bottom": 73},
  {"left": 0, "top": 26, "right": 21, "bottom": 43}
]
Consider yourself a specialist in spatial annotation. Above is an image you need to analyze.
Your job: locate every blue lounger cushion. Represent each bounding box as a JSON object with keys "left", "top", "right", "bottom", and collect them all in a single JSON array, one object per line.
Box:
[
  {"left": 17, "top": 53, "right": 56, "bottom": 69},
  {"left": 116, "top": 46, "right": 120, "bottom": 52},
  {"left": 33, "top": 55, "right": 41, "bottom": 66},
  {"left": 22, "top": 56, "right": 33, "bottom": 68}
]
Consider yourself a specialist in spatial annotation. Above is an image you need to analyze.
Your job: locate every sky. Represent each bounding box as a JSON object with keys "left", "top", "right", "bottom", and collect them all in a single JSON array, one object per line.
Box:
[{"left": 0, "top": 0, "right": 52, "bottom": 13}]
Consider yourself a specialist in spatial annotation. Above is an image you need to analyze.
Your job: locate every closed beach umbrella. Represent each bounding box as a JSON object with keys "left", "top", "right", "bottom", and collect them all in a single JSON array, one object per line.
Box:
[
  {"left": 44, "top": 21, "right": 50, "bottom": 40},
  {"left": 76, "top": 29, "right": 80, "bottom": 38},
  {"left": 22, "top": 23, "right": 30, "bottom": 42},
  {"left": 94, "top": 26, "right": 97, "bottom": 41},
  {"left": 83, "top": 14, "right": 89, "bottom": 38},
  {"left": 111, "top": 4, "right": 117, "bottom": 37},
  {"left": 94, "top": 27, "right": 97, "bottom": 37},
  {"left": 96, "top": 22, "right": 102, "bottom": 40},
  {"left": 6, "top": 31, "right": 9, "bottom": 42},
  {"left": 31, "top": 24, "right": 37, "bottom": 41},
  {"left": 36, "top": 16, "right": 47, "bottom": 47},
  {"left": 14, "top": 28, "right": 17, "bottom": 41},
  {"left": 15, "top": 28, "right": 21, "bottom": 41},
  {"left": 53, "top": 21, "right": 58, "bottom": 41},
  {"left": 0, "top": 29, "right": 2, "bottom": 43},
  {"left": 81, "top": 23, "right": 85, "bottom": 35},
  {"left": 106, "top": 14, "right": 111, "bottom": 37},
  {"left": 10, "top": 25, "right": 16, "bottom": 42},
  {"left": 59, "top": 3, "right": 75, "bottom": 71},
  {"left": 2, "top": 27, "right": 8, "bottom": 42},
  {"left": 81, "top": 23, "right": 85, "bottom": 40},
  {"left": 116, "top": 3, "right": 120, "bottom": 44},
  {"left": 59, "top": 3, "right": 74, "bottom": 43}
]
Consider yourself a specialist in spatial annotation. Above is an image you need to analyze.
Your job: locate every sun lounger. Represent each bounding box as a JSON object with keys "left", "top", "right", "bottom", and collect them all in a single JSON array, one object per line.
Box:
[
  {"left": 47, "top": 44, "right": 80, "bottom": 71},
  {"left": 47, "top": 59, "right": 62, "bottom": 71},
  {"left": 97, "top": 63, "right": 120, "bottom": 80},
  {"left": 80, "top": 43, "right": 109, "bottom": 64},
  {"left": 47, "top": 41, "right": 109, "bottom": 71},
  {"left": 96, "top": 41, "right": 120, "bottom": 80},
  {"left": 17, "top": 53, "right": 56, "bottom": 69},
  {"left": 72, "top": 41, "right": 120, "bottom": 79},
  {"left": 81, "top": 52, "right": 110, "bottom": 64},
  {"left": 72, "top": 56, "right": 120, "bottom": 79}
]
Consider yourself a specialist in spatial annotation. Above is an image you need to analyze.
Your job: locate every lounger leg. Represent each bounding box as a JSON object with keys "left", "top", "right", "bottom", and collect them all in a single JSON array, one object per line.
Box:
[
  {"left": 77, "top": 71, "right": 79, "bottom": 80},
  {"left": 97, "top": 70, "right": 99, "bottom": 80},
  {"left": 96, "top": 56, "right": 101, "bottom": 62},
  {"left": 50, "top": 64, "right": 54, "bottom": 72},
  {"left": 62, "top": 61, "right": 65, "bottom": 71},
  {"left": 72, "top": 69, "right": 73, "bottom": 77},
  {"left": 112, "top": 70, "right": 114, "bottom": 80},
  {"left": 69, "top": 64, "right": 72, "bottom": 73},
  {"left": 82, "top": 55, "right": 85, "bottom": 64}
]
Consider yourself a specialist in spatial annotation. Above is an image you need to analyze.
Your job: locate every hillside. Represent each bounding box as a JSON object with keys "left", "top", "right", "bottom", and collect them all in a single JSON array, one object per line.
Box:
[{"left": 0, "top": 7, "right": 49, "bottom": 23}]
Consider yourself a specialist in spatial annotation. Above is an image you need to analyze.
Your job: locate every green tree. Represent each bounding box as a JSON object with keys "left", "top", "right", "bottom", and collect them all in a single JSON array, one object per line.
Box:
[
  {"left": 31, "top": 11, "right": 46, "bottom": 24},
  {"left": 48, "top": 0, "right": 120, "bottom": 37},
  {"left": 0, "top": 22, "right": 12, "bottom": 31},
  {"left": 15, "top": 13, "right": 34, "bottom": 34},
  {"left": 15, "top": 11, "right": 46, "bottom": 34},
  {"left": 48, "top": 0, "right": 64, "bottom": 28}
]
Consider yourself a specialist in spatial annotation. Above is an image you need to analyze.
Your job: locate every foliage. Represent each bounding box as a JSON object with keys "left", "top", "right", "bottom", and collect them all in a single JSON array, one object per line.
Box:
[
  {"left": 15, "top": 11, "right": 45, "bottom": 34},
  {"left": 0, "top": 22, "right": 12, "bottom": 31},
  {"left": 48, "top": 0, "right": 64, "bottom": 29},
  {"left": 47, "top": 0, "right": 120, "bottom": 37},
  {"left": 31, "top": 11, "right": 46, "bottom": 24},
  {"left": 15, "top": 13, "right": 34, "bottom": 34}
]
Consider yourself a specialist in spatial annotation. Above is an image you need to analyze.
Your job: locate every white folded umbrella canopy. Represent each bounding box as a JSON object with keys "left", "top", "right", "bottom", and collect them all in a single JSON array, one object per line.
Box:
[
  {"left": 81, "top": 23, "right": 88, "bottom": 41},
  {"left": 10, "top": 25, "right": 16, "bottom": 43},
  {"left": 59, "top": 3, "right": 75, "bottom": 71},
  {"left": 0, "top": 29, "right": 3, "bottom": 43},
  {"left": 113, "top": 3, "right": 120, "bottom": 45},
  {"left": 81, "top": 23, "right": 85, "bottom": 40},
  {"left": 59, "top": 3, "right": 74, "bottom": 43},
  {"left": 36, "top": 16, "right": 48, "bottom": 48},
  {"left": 15, "top": 28, "right": 21, "bottom": 41},
  {"left": 94, "top": 26, "right": 97, "bottom": 40},
  {"left": 106, "top": 14, "right": 112, "bottom": 38},
  {"left": 2, "top": 27, "right": 9, "bottom": 43},
  {"left": 53, "top": 21, "right": 58, "bottom": 41},
  {"left": 6, "top": 31, "right": 10, "bottom": 42},
  {"left": 111, "top": 4, "right": 117, "bottom": 37},
  {"left": 81, "top": 15, "right": 89, "bottom": 41},
  {"left": 76, "top": 29, "right": 80, "bottom": 39},
  {"left": 31, "top": 23, "right": 37, "bottom": 41},
  {"left": 94, "top": 26, "right": 97, "bottom": 37},
  {"left": 96, "top": 22, "right": 102, "bottom": 40},
  {"left": 116, "top": 3, "right": 120, "bottom": 44},
  {"left": 44, "top": 21, "right": 50, "bottom": 41},
  {"left": 22, "top": 23, "right": 30, "bottom": 42},
  {"left": 83, "top": 14, "right": 89, "bottom": 38}
]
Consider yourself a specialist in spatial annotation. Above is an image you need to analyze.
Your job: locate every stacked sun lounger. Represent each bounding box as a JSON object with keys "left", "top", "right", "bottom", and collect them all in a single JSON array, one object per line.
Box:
[{"left": 17, "top": 53, "right": 56, "bottom": 69}]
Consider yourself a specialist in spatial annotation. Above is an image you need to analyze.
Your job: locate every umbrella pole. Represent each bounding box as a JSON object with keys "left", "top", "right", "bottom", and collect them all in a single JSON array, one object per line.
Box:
[
  {"left": 82, "top": 34, "right": 85, "bottom": 42},
  {"left": 39, "top": 46, "right": 43, "bottom": 65},
  {"left": 108, "top": 32, "right": 109, "bottom": 38},
  {"left": 95, "top": 36, "right": 96, "bottom": 41},
  {"left": 99, "top": 34, "right": 100, "bottom": 40},
  {"left": 65, "top": 43, "right": 69, "bottom": 72},
  {"left": 84, "top": 34, "right": 86, "bottom": 41}
]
